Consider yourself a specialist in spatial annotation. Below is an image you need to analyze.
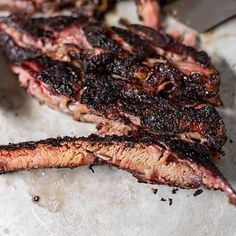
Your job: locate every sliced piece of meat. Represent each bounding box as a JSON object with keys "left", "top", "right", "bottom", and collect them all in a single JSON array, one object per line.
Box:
[
  {"left": 10, "top": 56, "right": 225, "bottom": 152},
  {"left": 0, "top": 134, "right": 235, "bottom": 206},
  {"left": 0, "top": 15, "right": 222, "bottom": 106}
]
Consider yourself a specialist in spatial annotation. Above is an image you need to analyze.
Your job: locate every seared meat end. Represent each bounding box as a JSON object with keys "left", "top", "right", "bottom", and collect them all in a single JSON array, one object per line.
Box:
[{"left": 0, "top": 134, "right": 235, "bottom": 206}]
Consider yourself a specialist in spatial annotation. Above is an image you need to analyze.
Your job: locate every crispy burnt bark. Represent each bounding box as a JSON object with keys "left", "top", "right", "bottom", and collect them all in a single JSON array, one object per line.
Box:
[
  {"left": 10, "top": 56, "right": 226, "bottom": 152},
  {"left": 81, "top": 73, "right": 226, "bottom": 152},
  {"left": 0, "top": 15, "right": 222, "bottom": 106},
  {"left": 0, "top": 134, "right": 235, "bottom": 206}
]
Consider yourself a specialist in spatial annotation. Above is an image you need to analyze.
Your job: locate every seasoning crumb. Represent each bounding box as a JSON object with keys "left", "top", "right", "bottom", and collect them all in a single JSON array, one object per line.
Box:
[
  {"left": 32, "top": 195, "right": 40, "bottom": 202},
  {"left": 125, "top": 142, "right": 134, "bottom": 148},
  {"left": 152, "top": 188, "right": 158, "bottom": 194},
  {"left": 193, "top": 189, "right": 203, "bottom": 197},
  {"left": 15, "top": 113, "right": 19, "bottom": 117},
  {"left": 229, "top": 139, "right": 233, "bottom": 143},
  {"left": 172, "top": 188, "right": 178, "bottom": 194},
  {"left": 160, "top": 197, "right": 167, "bottom": 202},
  {"left": 168, "top": 198, "right": 173, "bottom": 206},
  {"left": 89, "top": 165, "right": 95, "bottom": 173}
]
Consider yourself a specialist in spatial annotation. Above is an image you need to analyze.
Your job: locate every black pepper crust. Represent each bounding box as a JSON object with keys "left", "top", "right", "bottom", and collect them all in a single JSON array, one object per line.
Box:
[
  {"left": 80, "top": 52, "right": 145, "bottom": 76},
  {"left": 81, "top": 74, "right": 226, "bottom": 151},
  {"left": 111, "top": 26, "right": 158, "bottom": 57},
  {"left": 79, "top": 52, "right": 220, "bottom": 104},
  {"left": 37, "top": 15, "right": 84, "bottom": 31},
  {"left": 1, "top": 136, "right": 77, "bottom": 151},
  {"left": 0, "top": 14, "right": 53, "bottom": 39},
  {"left": 0, "top": 31, "right": 41, "bottom": 62},
  {"left": 19, "top": 56, "right": 82, "bottom": 97},
  {"left": 124, "top": 24, "right": 212, "bottom": 68},
  {"left": 83, "top": 23, "right": 123, "bottom": 53}
]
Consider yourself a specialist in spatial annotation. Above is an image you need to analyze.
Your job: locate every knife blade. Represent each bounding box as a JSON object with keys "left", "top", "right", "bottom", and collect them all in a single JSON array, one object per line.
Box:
[{"left": 163, "top": 0, "right": 236, "bottom": 32}]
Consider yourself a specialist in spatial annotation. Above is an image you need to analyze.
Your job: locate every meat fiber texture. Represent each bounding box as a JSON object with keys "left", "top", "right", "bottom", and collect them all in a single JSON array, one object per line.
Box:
[{"left": 0, "top": 2, "right": 236, "bottom": 236}]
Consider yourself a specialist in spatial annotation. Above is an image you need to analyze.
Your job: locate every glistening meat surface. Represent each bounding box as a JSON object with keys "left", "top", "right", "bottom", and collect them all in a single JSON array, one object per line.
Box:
[{"left": 0, "top": 134, "right": 235, "bottom": 206}]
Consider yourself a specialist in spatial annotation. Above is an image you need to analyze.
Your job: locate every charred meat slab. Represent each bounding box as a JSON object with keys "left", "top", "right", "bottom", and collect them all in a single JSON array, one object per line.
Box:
[
  {"left": 0, "top": 15, "right": 222, "bottom": 106},
  {"left": 10, "top": 55, "right": 226, "bottom": 152},
  {"left": 0, "top": 134, "right": 235, "bottom": 206}
]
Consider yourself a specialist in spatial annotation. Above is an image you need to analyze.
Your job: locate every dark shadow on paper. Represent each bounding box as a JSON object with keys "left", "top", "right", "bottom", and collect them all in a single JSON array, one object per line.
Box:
[{"left": 0, "top": 52, "right": 31, "bottom": 115}]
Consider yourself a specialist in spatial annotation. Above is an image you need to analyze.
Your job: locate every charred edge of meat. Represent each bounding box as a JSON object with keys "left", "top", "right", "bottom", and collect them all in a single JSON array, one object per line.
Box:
[
  {"left": 18, "top": 56, "right": 82, "bottom": 98},
  {"left": 83, "top": 22, "right": 124, "bottom": 53},
  {"left": 81, "top": 74, "right": 226, "bottom": 151},
  {"left": 0, "top": 14, "right": 53, "bottom": 40},
  {"left": 77, "top": 52, "right": 220, "bottom": 104},
  {"left": 0, "top": 30, "right": 41, "bottom": 62},
  {"left": 123, "top": 24, "right": 213, "bottom": 68},
  {"left": 110, "top": 26, "right": 159, "bottom": 57},
  {"left": 2, "top": 136, "right": 76, "bottom": 151},
  {"left": 78, "top": 52, "right": 146, "bottom": 78},
  {"left": 0, "top": 133, "right": 235, "bottom": 205},
  {"left": 32, "top": 15, "right": 88, "bottom": 31}
]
